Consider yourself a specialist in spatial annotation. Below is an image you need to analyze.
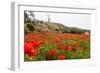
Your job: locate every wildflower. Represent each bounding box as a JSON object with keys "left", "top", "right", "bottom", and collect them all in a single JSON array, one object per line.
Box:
[
  {"left": 58, "top": 46, "right": 62, "bottom": 50},
  {"left": 28, "top": 49, "right": 38, "bottom": 57},
  {"left": 64, "top": 45, "right": 69, "bottom": 51},
  {"left": 72, "top": 47, "right": 77, "bottom": 52},
  {"left": 58, "top": 55, "right": 66, "bottom": 60},
  {"left": 32, "top": 41, "right": 40, "bottom": 47},
  {"left": 24, "top": 42, "right": 34, "bottom": 54},
  {"left": 40, "top": 39, "right": 46, "bottom": 45},
  {"left": 47, "top": 50, "right": 58, "bottom": 57}
]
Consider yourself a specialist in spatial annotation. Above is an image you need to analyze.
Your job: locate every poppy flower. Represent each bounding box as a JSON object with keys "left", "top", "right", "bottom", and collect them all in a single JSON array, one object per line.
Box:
[
  {"left": 32, "top": 41, "right": 40, "bottom": 47},
  {"left": 56, "top": 39, "right": 60, "bottom": 44},
  {"left": 64, "top": 46, "right": 69, "bottom": 51},
  {"left": 24, "top": 42, "right": 34, "bottom": 54},
  {"left": 40, "top": 39, "right": 46, "bottom": 45},
  {"left": 58, "top": 45, "right": 63, "bottom": 50},
  {"left": 47, "top": 50, "right": 58, "bottom": 57},
  {"left": 28, "top": 49, "right": 38, "bottom": 57},
  {"left": 72, "top": 47, "right": 77, "bottom": 52},
  {"left": 58, "top": 55, "right": 66, "bottom": 60},
  {"left": 75, "top": 43, "right": 81, "bottom": 47}
]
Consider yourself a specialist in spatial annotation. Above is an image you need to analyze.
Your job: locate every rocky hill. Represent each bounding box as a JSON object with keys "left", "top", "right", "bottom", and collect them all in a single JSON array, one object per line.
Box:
[{"left": 24, "top": 19, "right": 90, "bottom": 34}]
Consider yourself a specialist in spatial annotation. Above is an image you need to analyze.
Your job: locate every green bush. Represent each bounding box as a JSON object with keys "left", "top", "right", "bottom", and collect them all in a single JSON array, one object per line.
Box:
[
  {"left": 62, "top": 27, "right": 90, "bottom": 34},
  {"left": 24, "top": 19, "right": 32, "bottom": 24},
  {"left": 24, "top": 25, "right": 31, "bottom": 34},
  {"left": 26, "top": 23, "right": 35, "bottom": 32}
]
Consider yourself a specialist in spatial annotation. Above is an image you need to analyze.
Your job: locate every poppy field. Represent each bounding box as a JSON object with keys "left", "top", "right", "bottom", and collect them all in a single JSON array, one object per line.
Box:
[
  {"left": 24, "top": 33, "right": 90, "bottom": 61},
  {"left": 24, "top": 10, "right": 91, "bottom": 61}
]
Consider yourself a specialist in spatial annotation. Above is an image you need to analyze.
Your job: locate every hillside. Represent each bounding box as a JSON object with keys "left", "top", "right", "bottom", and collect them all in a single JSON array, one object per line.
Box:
[{"left": 24, "top": 19, "right": 90, "bottom": 34}]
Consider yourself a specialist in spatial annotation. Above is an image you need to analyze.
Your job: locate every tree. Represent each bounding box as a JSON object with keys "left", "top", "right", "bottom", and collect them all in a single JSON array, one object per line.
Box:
[
  {"left": 29, "top": 11, "right": 35, "bottom": 21},
  {"left": 47, "top": 14, "right": 50, "bottom": 24},
  {"left": 24, "top": 11, "right": 28, "bottom": 20}
]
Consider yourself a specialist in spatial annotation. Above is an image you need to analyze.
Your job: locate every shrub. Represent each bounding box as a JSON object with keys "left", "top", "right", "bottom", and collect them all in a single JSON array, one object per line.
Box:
[
  {"left": 26, "top": 23, "right": 35, "bottom": 32},
  {"left": 24, "top": 25, "right": 31, "bottom": 34}
]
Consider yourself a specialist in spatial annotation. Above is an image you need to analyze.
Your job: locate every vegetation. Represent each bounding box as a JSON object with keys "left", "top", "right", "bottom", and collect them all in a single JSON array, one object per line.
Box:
[
  {"left": 24, "top": 11, "right": 90, "bottom": 61},
  {"left": 24, "top": 33, "right": 90, "bottom": 61}
]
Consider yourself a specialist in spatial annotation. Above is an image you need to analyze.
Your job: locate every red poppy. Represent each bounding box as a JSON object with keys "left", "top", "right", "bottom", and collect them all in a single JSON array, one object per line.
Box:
[
  {"left": 58, "top": 55, "right": 66, "bottom": 60},
  {"left": 56, "top": 39, "right": 60, "bottom": 44},
  {"left": 32, "top": 41, "right": 40, "bottom": 47},
  {"left": 40, "top": 39, "right": 46, "bottom": 45},
  {"left": 64, "top": 45, "right": 69, "bottom": 51},
  {"left": 24, "top": 42, "right": 34, "bottom": 54},
  {"left": 58, "top": 45, "right": 62, "bottom": 50},
  {"left": 28, "top": 49, "right": 38, "bottom": 57},
  {"left": 72, "top": 47, "right": 77, "bottom": 52},
  {"left": 47, "top": 50, "right": 58, "bottom": 57},
  {"left": 75, "top": 43, "right": 81, "bottom": 47}
]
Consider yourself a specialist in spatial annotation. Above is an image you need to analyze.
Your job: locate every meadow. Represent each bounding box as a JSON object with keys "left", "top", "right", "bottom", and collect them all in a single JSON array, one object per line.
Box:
[{"left": 24, "top": 33, "right": 90, "bottom": 61}]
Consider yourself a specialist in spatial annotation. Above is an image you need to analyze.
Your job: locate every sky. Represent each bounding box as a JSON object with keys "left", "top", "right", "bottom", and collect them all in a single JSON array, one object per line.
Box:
[{"left": 26, "top": 11, "right": 91, "bottom": 30}]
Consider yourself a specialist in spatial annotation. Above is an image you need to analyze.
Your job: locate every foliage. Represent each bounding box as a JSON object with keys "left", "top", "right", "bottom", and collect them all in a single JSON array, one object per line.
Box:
[
  {"left": 24, "top": 33, "right": 90, "bottom": 61},
  {"left": 61, "top": 27, "right": 90, "bottom": 34}
]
